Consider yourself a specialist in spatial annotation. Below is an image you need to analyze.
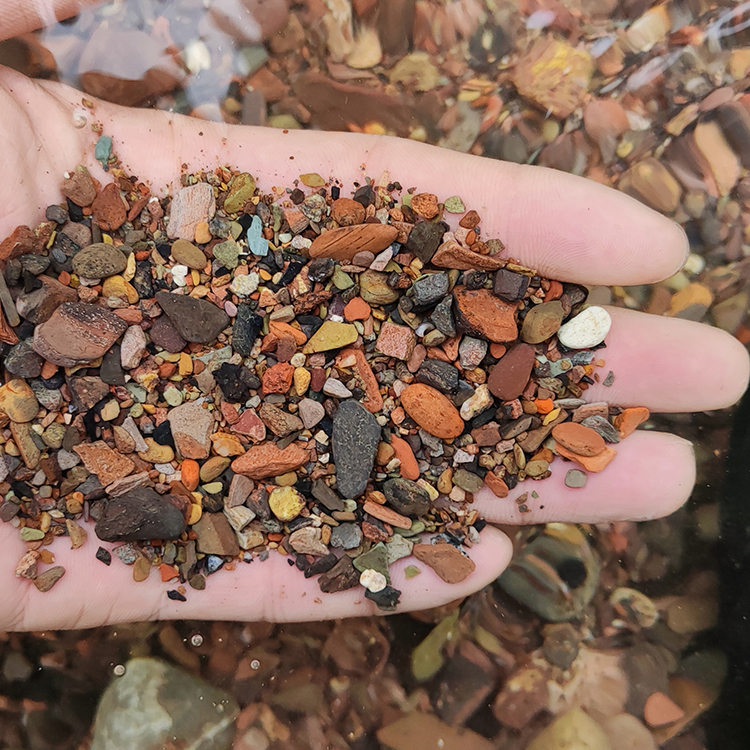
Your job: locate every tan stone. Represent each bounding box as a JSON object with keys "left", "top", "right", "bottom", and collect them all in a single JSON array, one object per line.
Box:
[
  {"left": 74, "top": 440, "right": 134, "bottom": 485},
  {"left": 231, "top": 442, "right": 308, "bottom": 479}
]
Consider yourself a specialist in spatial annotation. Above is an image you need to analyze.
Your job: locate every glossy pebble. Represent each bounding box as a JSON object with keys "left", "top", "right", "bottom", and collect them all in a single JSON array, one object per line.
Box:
[{"left": 556, "top": 306, "right": 611, "bottom": 349}]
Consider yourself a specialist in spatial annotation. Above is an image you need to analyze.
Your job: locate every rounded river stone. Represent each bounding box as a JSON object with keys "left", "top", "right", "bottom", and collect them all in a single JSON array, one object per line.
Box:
[
  {"left": 72, "top": 243, "right": 128, "bottom": 279},
  {"left": 383, "top": 478, "right": 431, "bottom": 517},
  {"left": 521, "top": 300, "right": 565, "bottom": 344},
  {"left": 95, "top": 487, "right": 188, "bottom": 542},
  {"left": 488, "top": 343, "right": 536, "bottom": 400}
]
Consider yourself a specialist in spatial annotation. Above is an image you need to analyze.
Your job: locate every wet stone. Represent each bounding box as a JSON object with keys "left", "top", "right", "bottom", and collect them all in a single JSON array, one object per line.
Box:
[
  {"left": 521, "top": 301, "right": 565, "bottom": 344},
  {"left": 332, "top": 400, "right": 381, "bottom": 498},
  {"left": 72, "top": 243, "right": 128, "bottom": 279},
  {"left": 232, "top": 305, "right": 263, "bottom": 357},
  {"left": 411, "top": 272, "right": 449, "bottom": 308},
  {"left": 488, "top": 344, "right": 536, "bottom": 400},
  {"left": 95, "top": 488, "right": 188, "bottom": 542},
  {"left": 4, "top": 340, "right": 43, "bottom": 378},
  {"left": 383, "top": 478, "right": 431, "bottom": 517},
  {"left": 494, "top": 269, "right": 530, "bottom": 301},
  {"left": 156, "top": 291, "right": 230, "bottom": 344}
]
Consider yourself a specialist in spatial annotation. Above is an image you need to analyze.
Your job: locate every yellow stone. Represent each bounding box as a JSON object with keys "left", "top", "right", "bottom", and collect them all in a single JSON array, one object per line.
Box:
[
  {"left": 123, "top": 252, "right": 136, "bottom": 282},
  {"left": 668, "top": 282, "right": 713, "bottom": 317},
  {"left": 269, "top": 486, "right": 306, "bottom": 522},
  {"left": 293, "top": 367, "right": 311, "bottom": 396},
  {"left": 437, "top": 467, "right": 453, "bottom": 495},
  {"left": 100, "top": 400, "right": 120, "bottom": 421},
  {"left": 275, "top": 471, "right": 298, "bottom": 486},
  {"left": 730, "top": 48, "right": 750, "bottom": 79},
  {"left": 187, "top": 503, "right": 203, "bottom": 525},
  {"left": 194, "top": 221, "right": 211, "bottom": 245},
  {"left": 200, "top": 456, "right": 231, "bottom": 482},
  {"left": 302, "top": 321, "right": 358, "bottom": 354},
  {"left": 0, "top": 380, "right": 39, "bottom": 423},
  {"left": 102, "top": 275, "right": 139, "bottom": 304},
  {"left": 210, "top": 433, "right": 245, "bottom": 457},
  {"left": 138, "top": 438, "right": 175, "bottom": 464},
  {"left": 179, "top": 352, "right": 193, "bottom": 376}
]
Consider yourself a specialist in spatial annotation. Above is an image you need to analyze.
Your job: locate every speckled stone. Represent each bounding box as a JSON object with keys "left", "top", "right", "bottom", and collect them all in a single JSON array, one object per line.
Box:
[{"left": 332, "top": 400, "right": 381, "bottom": 499}]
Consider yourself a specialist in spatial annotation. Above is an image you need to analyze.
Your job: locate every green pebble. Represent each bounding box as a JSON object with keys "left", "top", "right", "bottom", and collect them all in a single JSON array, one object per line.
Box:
[
  {"left": 129, "top": 403, "right": 144, "bottom": 418},
  {"left": 213, "top": 239, "right": 240, "bottom": 269},
  {"left": 404, "top": 565, "right": 422, "bottom": 579},
  {"left": 202, "top": 481, "right": 223, "bottom": 494},
  {"left": 353, "top": 542, "right": 390, "bottom": 583},
  {"left": 444, "top": 196, "right": 466, "bottom": 213},
  {"left": 95, "top": 135, "right": 113, "bottom": 170},
  {"left": 332, "top": 266, "right": 354, "bottom": 290},
  {"left": 164, "top": 386, "right": 183, "bottom": 406},
  {"left": 20, "top": 527, "right": 45, "bottom": 542}
]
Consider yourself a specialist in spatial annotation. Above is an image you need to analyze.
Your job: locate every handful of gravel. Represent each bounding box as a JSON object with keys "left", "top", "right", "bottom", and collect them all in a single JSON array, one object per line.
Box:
[{"left": 0, "top": 146, "right": 649, "bottom": 609}]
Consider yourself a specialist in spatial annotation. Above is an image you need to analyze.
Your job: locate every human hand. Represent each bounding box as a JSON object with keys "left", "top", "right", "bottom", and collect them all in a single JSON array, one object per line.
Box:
[{"left": 0, "top": 56, "right": 747, "bottom": 631}]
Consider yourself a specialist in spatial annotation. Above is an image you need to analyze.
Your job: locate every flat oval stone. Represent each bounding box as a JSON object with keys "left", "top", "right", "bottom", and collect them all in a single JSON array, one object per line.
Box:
[
  {"left": 552, "top": 422, "right": 606, "bottom": 457},
  {"left": 95, "top": 488, "right": 188, "bottom": 542},
  {"left": 557, "top": 305, "right": 611, "bottom": 349},
  {"left": 401, "top": 383, "right": 464, "bottom": 439},
  {"left": 521, "top": 301, "right": 564, "bottom": 344},
  {"left": 171, "top": 239, "right": 207, "bottom": 270},
  {"left": 488, "top": 343, "right": 536, "bottom": 400},
  {"left": 156, "top": 291, "right": 230, "bottom": 344},
  {"left": 383, "top": 478, "right": 431, "bottom": 517},
  {"left": 332, "top": 400, "right": 381, "bottom": 499},
  {"left": 72, "top": 243, "right": 128, "bottom": 279},
  {"left": 453, "top": 286, "right": 518, "bottom": 342}
]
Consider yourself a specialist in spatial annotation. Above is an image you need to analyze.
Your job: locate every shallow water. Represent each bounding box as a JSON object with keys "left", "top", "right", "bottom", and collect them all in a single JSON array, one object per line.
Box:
[{"left": 1, "top": 1, "right": 749, "bottom": 748}]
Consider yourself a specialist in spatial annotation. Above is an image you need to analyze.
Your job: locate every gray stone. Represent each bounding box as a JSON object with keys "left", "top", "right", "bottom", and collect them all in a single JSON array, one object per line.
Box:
[
  {"left": 416, "top": 359, "right": 458, "bottom": 394},
  {"left": 330, "top": 522, "right": 363, "bottom": 550},
  {"left": 232, "top": 305, "right": 262, "bottom": 357},
  {"left": 149, "top": 315, "right": 187, "bottom": 353},
  {"left": 405, "top": 220, "right": 446, "bottom": 262},
  {"left": 332, "top": 400, "right": 381, "bottom": 499},
  {"left": 493, "top": 269, "right": 529, "bottom": 301},
  {"left": 90, "top": 658, "right": 238, "bottom": 750},
  {"left": 411, "top": 272, "right": 449, "bottom": 309},
  {"left": 430, "top": 295, "right": 456, "bottom": 336},
  {"left": 4, "top": 340, "right": 43, "bottom": 378},
  {"left": 458, "top": 336, "right": 487, "bottom": 369},
  {"left": 383, "top": 478, "right": 431, "bottom": 517},
  {"left": 19, "top": 254, "right": 50, "bottom": 276},
  {"left": 564, "top": 469, "right": 587, "bottom": 488},
  {"left": 101, "top": 346, "right": 126, "bottom": 385},
  {"left": 95, "top": 488, "right": 188, "bottom": 542},
  {"left": 311, "top": 479, "right": 345, "bottom": 512},
  {"left": 72, "top": 243, "right": 128, "bottom": 279},
  {"left": 156, "top": 291, "right": 230, "bottom": 344},
  {"left": 299, "top": 398, "right": 325, "bottom": 430},
  {"left": 581, "top": 415, "right": 621, "bottom": 443}
]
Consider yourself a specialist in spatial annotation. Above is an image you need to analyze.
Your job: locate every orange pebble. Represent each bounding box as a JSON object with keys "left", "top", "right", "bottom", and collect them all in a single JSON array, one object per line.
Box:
[
  {"left": 643, "top": 692, "right": 685, "bottom": 727},
  {"left": 614, "top": 407, "right": 650, "bottom": 438},
  {"left": 535, "top": 398, "right": 554, "bottom": 415},
  {"left": 555, "top": 443, "right": 617, "bottom": 472},
  {"left": 57, "top": 271, "right": 71, "bottom": 286},
  {"left": 158, "top": 362, "right": 177, "bottom": 379},
  {"left": 485, "top": 472, "right": 509, "bottom": 498},
  {"left": 181, "top": 459, "right": 200, "bottom": 491},
  {"left": 160, "top": 564, "right": 179, "bottom": 582},
  {"left": 546, "top": 280, "right": 563, "bottom": 300},
  {"left": 391, "top": 406, "right": 406, "bottom": 425},
  {"left": 391, "top": 435, "right": 419, "bottom": 480},
  {"left": 343, "top": 296, "right": 371, "bottom": 322},
  {"left": 40, "top": 361, "right": 58, "bottom": 379},
  {"left": 489, "top": 343, "right": 507, "bottom": 358}
]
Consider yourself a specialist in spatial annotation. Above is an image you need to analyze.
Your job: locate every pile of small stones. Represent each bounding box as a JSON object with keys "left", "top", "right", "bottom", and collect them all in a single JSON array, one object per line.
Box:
[{"left": 0, "top": 143, "right": 649, "bottom": 609}]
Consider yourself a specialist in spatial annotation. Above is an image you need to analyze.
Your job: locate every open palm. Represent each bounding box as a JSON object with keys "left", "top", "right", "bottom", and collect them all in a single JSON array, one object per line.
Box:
[{"left": 0, "top": 18, "right": 747, "bottom": 631}]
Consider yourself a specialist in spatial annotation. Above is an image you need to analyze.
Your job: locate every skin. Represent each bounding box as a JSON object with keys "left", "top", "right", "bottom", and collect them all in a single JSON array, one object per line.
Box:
[{"left": 0, "top": 0, "right": 748, "bottom": 631}]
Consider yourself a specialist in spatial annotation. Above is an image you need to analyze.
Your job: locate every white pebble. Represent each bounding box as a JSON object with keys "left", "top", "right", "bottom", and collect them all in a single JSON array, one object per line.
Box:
[
  {"left": 171, "top": 264, "right": 189, "bottom": 287},
  {"left": 323, "top": 378, "right": 352, "bottom": 398},
  {"left": 230, "top": 272, "right": 260, "bottom": 296},
  {"left": 290, "top": 353, "right": 306, "bottom": 367},
  {"left": 360, "top": 569, "right": 387, "bottom": 593},
  {"left": 556, "top": 306, "right": 611, "bottom": 350}
]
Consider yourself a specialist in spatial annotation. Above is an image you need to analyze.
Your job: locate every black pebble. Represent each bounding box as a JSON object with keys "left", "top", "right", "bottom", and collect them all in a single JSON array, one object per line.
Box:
[
  {"left": 365, "top": 586, "right": 401, "bottom": 611},
  {"left": 152, "top": 420, "right": 175, "bottom": 448},
  {"left": 95, "top": 547, "right": 112, "bottom": 566},
  {"left": 167, "top": 590, "right": 187, "bottom": 602}
]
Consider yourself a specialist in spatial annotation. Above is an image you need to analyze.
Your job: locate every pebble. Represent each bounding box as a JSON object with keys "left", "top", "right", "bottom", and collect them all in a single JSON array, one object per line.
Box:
[
  {"left": 453, "top": 287, "right": 517, "bottom": 342},
  {"left": 564, "top": 469, "right": 588, "bottom": 488},
  {"left": 614, "top": 407, "right": 650, "bottom": 438},
  {"left": 231, "top": 305, "right": 263, "bottom": 357},
  {"left": 581, "top": 414, "right": 621, "bottom": 443},
  {"left": 60, "top": 167, "right": 96, "bottom": 206},
  {"left": 552, "top": 422, "right": 606, "bottom": 457},
  {"left": 289, "top": 527, "right": 329, "bottom": 556},
  {"left": 168, "top": 401, "right": 214, "bottom": 459},
  {"left": 360, "top": 569, "right": 387, "bottom": 593},
  {"left": 556, "top": 306, "right": 611, "bottom": 349},
  {"left": 302, "top": 320, "right": 357, "bottom": 353},
  {"left": 460, "top": 384, "right": 493, "bottom": 420},
  {"left": 332, "top": 400, "right": 381, "bottom": 498},
  {"left": 269, "top": 486, "right": 306, "bottom": 521},
  {"left": 0, "top": 379, "right": 39, "bottom": 422},
  {"left": 213, "top": 239, "right": 240, "bottom": 269},
  {"left": 156, "top": 291, "right": 230, "bottom": 344},
  {"left": 370, "top": 247, "right": 394, "bottom": 272},
  {"left": 223, "top": 172, "right": 256, "bottom": 214},
  {"left": 95, "top": 488, "right": 188, "bottom": 542},
  {"left": 343, "top": 296, "right": 371, "bottom": 321},
  {"left": 72, "top": 243, "right": 127, "bottom": 279},
  {"left": 521, "top": 301, "right": 565, "bottom": 344},
  {"left": 318, "top": 556, "right": 360, "bottom": 593},
  {"left": 309, "top": 224, "right": 398, "bottom": 261},
  {"left": 166, "top": 183, "right": 216, "bottom": 240},
  {"left": 416, "top": 359, "right": 459, "bottom": 394},
  {"left": 229, "top": 272, "right": 260, "bottom": 296},
  {"left": 193, "top": 513, "right": 240, "bottom": 556},
  {"left": 120, "top": 325, "right": 148, "bottom": 369},
  {"left": 359, "top": 269, "right": 400, "bottom": 305},
  {"left": 323, "top": 378, "right": 352, "bottom": 398},
  {"left": 258, "top": 402, "right": 303, "bottom": 437},
  {"left": 412, "top": 543, "right": 476, "bottom": 583},
  {"left": 527, "top": 709, "right": 610, "bottom": 750},
  {"left": 401, "top": 383, "right": 464, "bottom": 439},
  {"left": 383, "top": 478, "right": 431, "bottom": 516},
  {"left": 298, "top": 398, "right": 326, "bottom": 429},
  {"left": 171, "top": 239, "right": 207, "bottom": 269},
  {"left": 333, "top": 198, "right": 366, "bottom": 226},
  {"left": 487, "top": 343, "right": 536, "bottom": 400},
  {"left": 231, "top": 442, "right": 308, "bottom": 478},
  {"left": 74, "top": 440, "right": 134, "bottom": 485},
  {"left": 411, "top": 272, "right": 449, "bottom": 309},
  {"left": 330, "top": 522, "right": 363, "bottom": 550},
  {"left": 33, "top": 302, "right": 127, "bottom": 367},
  {"left": 494, "top": 269, "right": 530, "bottom": 301},
  {"left": 33, "top": 566, "right": 66, "bottom": 593},
  {"left": 643, "top": 692, "right": 684, "bottom": 727},
  {"left": 376, "top": 320, "right": 417, "bottom": 360},
  {"left": 458, "top": 336, "right": 488, "bottom": 369},
  {"left": 4, "top": 340, "right": 43, "bottom": 378}
]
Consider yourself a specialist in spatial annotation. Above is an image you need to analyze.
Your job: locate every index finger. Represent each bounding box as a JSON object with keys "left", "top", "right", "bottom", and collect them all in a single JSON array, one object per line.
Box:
[{"left": 5, "top": 71, "right": 688, "bottom": 286}]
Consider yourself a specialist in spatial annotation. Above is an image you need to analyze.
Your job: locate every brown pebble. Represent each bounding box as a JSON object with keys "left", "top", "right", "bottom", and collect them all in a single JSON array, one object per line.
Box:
[
  {"left": 133, "top": 556, "right": 151, "bottom": 582},
  {"left": 33, "top": 566, "right": 66, "bottom": 592},
  {"left": 412, "top": 543, "right": 476, "bottom": 583},
  {"left": 488, "top": 343, "right": 536, "bottom": 400}
]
